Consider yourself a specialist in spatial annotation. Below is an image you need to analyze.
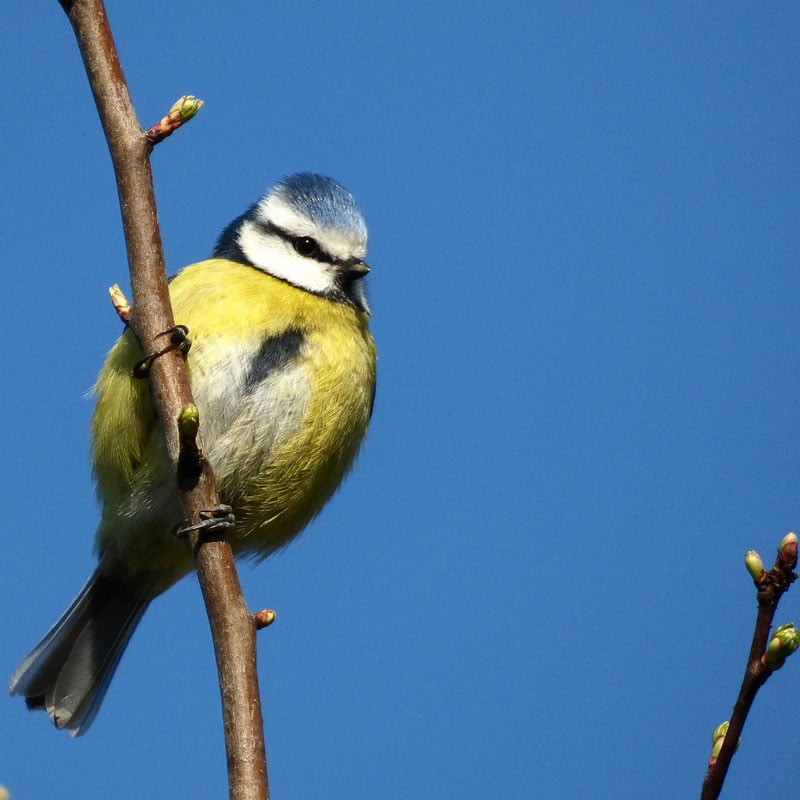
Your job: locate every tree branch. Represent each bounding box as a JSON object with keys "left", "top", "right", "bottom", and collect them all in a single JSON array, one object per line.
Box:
[
  {"left": 700, "top": 533, "right": 798, "bottom": 800},
  {"left": 57, "top": 2, "right": 269, "bottom": 798}
]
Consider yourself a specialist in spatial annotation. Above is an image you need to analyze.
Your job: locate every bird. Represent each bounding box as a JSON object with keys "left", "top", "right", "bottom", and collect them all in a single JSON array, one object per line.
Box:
[{"left": 10, "top": 173, "right": 377, "bottom": 735}]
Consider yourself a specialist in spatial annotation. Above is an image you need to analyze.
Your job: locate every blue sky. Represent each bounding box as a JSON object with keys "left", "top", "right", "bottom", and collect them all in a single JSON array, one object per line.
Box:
[{"left": 2, "top": 3, "right": 799, "bottom": 798}]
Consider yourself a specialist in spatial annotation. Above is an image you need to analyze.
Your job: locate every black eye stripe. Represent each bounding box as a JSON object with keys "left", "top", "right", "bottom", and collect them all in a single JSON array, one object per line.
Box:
[{"left": 260, "top": 221, "right": 332, "bottom": 264}]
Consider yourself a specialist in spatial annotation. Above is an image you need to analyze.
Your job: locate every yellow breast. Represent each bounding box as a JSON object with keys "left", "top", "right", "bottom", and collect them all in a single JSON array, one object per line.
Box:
[{"left": 92, "top": 258, "right": 376, "bottom": 580}]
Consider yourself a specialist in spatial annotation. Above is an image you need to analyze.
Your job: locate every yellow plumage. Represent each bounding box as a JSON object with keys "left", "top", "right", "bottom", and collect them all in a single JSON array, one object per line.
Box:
[{"left": 93, "top": 258, "right": 376, "bottom": 587}]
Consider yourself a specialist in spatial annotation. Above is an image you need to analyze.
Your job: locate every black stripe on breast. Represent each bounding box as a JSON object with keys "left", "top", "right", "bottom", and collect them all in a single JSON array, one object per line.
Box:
[{"left": 244, "top": 329, "right": 305, "bottom": 394}]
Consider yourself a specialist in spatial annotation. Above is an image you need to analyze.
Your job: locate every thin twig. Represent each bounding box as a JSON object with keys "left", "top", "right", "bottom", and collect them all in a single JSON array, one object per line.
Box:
[
  {"left": 700, "top": 533, "right": 798, "bottom": 800},
  {"left": 57, "top": 2, "right": 269, "bottom": 798}
]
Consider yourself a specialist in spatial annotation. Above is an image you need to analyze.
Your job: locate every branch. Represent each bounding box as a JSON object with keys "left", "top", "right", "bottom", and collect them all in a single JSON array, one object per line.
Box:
[
  {"left": 57, "top": 2, "right": 269, "bottom": 798},
  {"left": 700, "top": 532, "right": 798, "bottom": 800}
]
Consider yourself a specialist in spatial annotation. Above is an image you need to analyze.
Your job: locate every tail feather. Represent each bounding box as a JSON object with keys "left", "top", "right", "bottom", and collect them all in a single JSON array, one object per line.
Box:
[{"left": 10, "top": 567, "right": 150, "bottom": 735}]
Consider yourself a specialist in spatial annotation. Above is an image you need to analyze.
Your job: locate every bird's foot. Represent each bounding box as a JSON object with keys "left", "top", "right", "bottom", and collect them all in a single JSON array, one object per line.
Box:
[
  {"left": 132, "top": 325, "right": 191, "bottom": 378},
  {"left": 173, "top": 504, "right": 235, "bottom": 539}
]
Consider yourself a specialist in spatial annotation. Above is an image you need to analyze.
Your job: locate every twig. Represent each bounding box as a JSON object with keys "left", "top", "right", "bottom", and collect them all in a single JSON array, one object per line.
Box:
[
  {"left": 57, "top": 2, "right": 269, "bottom": 798},
  {"left": 700, "top": 532, "right": 798, "bottom": 799}
]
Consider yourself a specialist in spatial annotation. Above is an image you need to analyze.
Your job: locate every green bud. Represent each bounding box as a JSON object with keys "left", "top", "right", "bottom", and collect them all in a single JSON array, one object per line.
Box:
[
  {"left": 744, "top": 550, "right": 765, "bottom": 582},
  {"left": 709, "top": 721, "right": 740, "bottom": 760},
  {"left": 764, "top": 623, "right": 800, "bottom": 670},
  {"left": 175, "top": 95, "right": 204, "bottom": 121},
  {"left": 710, "top": 721, "right": 729, "bottom": 759},
  {"left": 178, "top": 403, "right": 200, "bottom": 439},
  {"left": 711, "top": 721, "right": 728, "bottom": 743}
]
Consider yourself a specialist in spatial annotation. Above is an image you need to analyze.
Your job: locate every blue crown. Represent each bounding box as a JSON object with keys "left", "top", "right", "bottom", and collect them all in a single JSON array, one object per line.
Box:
[{"left": 270, "top": 173, "right": 367, "bottom": 242}]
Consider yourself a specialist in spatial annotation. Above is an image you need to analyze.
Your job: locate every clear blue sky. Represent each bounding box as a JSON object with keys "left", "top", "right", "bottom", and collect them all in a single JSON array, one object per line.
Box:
[{"left": 2, "top": 3, "right": 799, "bottom": 798}]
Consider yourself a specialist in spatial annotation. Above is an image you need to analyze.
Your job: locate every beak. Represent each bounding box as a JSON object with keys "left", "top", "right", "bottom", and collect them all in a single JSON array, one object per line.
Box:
[{"left": 342, "top": 260, "right": 370, "bottom": 282}]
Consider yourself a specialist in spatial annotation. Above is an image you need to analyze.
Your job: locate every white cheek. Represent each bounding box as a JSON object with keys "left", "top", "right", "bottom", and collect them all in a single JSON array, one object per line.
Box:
[{"left": 238, "top": 219, "right": 335, "bottom": 295}]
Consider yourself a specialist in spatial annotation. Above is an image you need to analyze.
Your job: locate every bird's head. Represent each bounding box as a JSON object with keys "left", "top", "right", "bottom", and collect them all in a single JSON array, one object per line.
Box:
[{"left": 214, "top": 173, "right": 370, "bottom": 313}]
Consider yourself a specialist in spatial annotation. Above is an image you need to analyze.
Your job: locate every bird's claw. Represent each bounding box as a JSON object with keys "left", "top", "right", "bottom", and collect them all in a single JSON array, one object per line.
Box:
[
  {"left": 173, "top": 504, "right": 235, "bottom": 539},
  {"left": 132, "top": 325, "right": 192, "bottom": 378}
]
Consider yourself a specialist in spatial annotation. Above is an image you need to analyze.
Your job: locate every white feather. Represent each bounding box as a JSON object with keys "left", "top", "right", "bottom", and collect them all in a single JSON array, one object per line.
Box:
[{"left": 237, "top": 218, "right": 337, "bottom": 295}]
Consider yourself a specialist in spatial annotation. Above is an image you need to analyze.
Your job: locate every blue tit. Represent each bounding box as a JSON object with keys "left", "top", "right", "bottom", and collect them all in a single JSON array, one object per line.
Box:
[{"left": 10, "top": 173, "right": 377, "bottom": 734}]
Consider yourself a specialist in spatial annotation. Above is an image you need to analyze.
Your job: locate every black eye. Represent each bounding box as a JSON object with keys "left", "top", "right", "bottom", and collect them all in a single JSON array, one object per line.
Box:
[{"left": 292, "top": 236, "right": 319, "bottom": 258}]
